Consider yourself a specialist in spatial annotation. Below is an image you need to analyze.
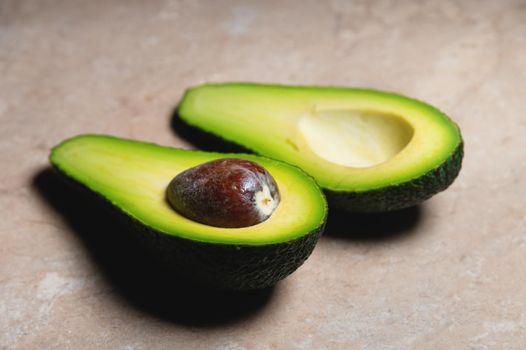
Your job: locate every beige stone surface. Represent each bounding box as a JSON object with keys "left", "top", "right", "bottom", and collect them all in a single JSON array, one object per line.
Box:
[{"left": 1, "top": 0, "right": 526, "bottom": 348}]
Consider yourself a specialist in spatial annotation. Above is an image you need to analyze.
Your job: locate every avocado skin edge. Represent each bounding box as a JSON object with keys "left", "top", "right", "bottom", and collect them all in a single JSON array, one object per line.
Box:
[
  {"left": 51, "top": 165, "right": 326, "bottom": 291},
  {"left": 326, "top": 141, "right": 464, "bottom": 212},
  {"left": 173, "top": 113, "right": 464, "bottom": 213}
]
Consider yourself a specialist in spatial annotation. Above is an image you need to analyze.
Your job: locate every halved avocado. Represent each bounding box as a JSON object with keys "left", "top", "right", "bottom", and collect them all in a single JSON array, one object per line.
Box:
[
  {"left": 177, "top": 83, "right": 463, "bottom": 212},
  {"left": 50, "top": 135, "right": 327, "bottom": 290}
]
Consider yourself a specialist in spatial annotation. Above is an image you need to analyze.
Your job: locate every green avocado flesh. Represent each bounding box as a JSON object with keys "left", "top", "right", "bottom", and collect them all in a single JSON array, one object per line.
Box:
[
  {"left": 178, "top": 83, "right": 464, "bottom": 212},
  {"left": 50, "top": 135, "right": 327, "bottom": 290}
]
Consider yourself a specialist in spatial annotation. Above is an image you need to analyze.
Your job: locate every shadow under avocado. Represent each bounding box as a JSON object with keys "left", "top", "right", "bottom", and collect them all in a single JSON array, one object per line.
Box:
[
  {"left": 323, "top": 205, "right": 424, "bottom": 242},
  {"left": 32, "top": 168, "right": 274, "bottom": 327},
  {"left": 171, "top": 106, "right": 251, "bottom": 154}
]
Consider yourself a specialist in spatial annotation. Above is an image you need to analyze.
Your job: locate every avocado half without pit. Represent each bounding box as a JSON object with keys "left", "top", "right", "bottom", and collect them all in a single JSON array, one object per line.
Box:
[
  {"left": 177, "top": 83, "right": 463, "bottom": 212},
  {"left": 50, "top": 135, "right": 327, "bottom": 290}
]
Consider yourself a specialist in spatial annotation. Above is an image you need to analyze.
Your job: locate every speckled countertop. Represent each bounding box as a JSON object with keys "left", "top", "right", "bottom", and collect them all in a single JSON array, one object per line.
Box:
[{"left": 2, "top": 0, "right": 526, "bottom": 349}]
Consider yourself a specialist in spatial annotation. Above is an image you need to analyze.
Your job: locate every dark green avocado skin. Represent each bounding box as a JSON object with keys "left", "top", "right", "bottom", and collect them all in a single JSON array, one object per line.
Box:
[
  {"left": 52, "top": 166, "right": 325, "bottom": 291},
  {"left": 135, "top": 222, "right": 324, "bottom": 290},
  {"left": 327, "top": 141, "right": 464, "bottom": 212}
]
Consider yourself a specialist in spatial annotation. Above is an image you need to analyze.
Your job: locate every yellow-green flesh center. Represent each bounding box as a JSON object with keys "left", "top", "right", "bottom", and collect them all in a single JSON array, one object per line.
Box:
[
  {"left": 298, "top": 109, "right": 414, "bottom": 168},
  {"left": 50, "top": 135, "right": 326, "bottom": 245}
]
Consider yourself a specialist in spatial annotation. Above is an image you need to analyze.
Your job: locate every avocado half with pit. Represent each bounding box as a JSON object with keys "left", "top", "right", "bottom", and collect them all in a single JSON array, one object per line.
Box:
[
  {"left": 177, "top": 83, "right": 463, "bottom": 212},
  {"left": 50, "top": 135, "right": 327, "bottom": 290}
]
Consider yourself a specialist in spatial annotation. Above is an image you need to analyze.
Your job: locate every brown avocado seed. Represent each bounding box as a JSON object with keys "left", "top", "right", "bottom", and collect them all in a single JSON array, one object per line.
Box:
[{"left": 166, "top": 158, "right": 280, "bottom": 228}]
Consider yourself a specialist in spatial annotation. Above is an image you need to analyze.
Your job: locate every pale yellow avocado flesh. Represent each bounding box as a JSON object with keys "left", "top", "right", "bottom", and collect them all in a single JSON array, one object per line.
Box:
[{"left": 298, "top": 109, "right": 414, "bottom": 168}]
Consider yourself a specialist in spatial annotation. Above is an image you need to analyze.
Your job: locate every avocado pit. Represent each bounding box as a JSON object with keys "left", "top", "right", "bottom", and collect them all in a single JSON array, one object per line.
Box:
[{"left": 166, "top": 158, "right": 280, "bottom": 228}]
